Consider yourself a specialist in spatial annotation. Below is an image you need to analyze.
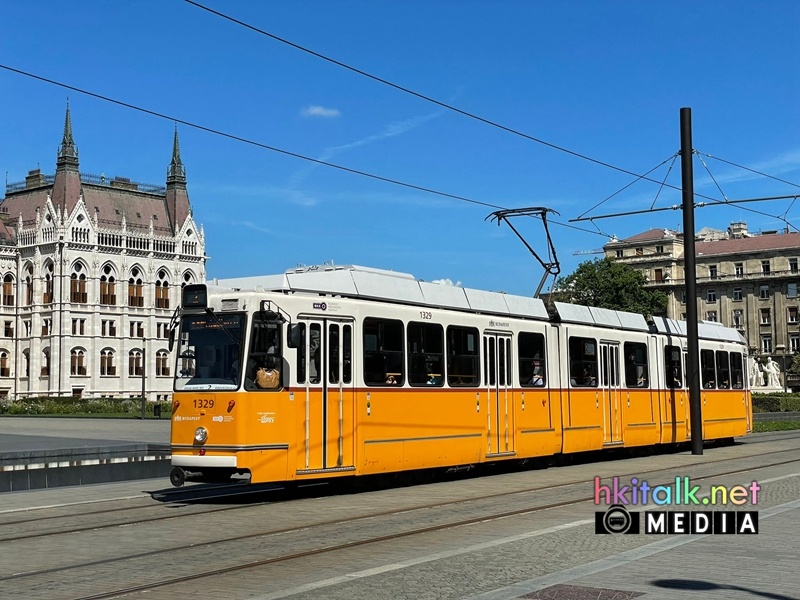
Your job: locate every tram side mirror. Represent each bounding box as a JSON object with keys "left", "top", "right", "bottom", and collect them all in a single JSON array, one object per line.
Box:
[
  {"left": 168, "top": 328, "right": 176, "bottom": 352},
  {"left": 287, "top": 324, "right": 303, "bottom": 348}
]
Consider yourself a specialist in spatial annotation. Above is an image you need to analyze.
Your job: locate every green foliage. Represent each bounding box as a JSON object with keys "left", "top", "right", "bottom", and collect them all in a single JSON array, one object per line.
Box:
[
  {"left": 751, "top": 393, "right": 800, "bottom": 413},
  {"left": 787, "top": 353, "right": 800, "bottom": 377},
  {"left": 753, "top": 420, "right": 800, "bottom": 432},
  {"left": 551, "top": 257, "right": 668, "bottom": 317},
  {"left": 0, "top": 396, "right": 172, "bottom": 417}
]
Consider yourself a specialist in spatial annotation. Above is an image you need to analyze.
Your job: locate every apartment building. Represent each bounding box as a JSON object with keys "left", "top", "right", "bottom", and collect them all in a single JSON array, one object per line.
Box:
[{"left": 605, "top": 223, "right": 800, "bottom": 365}]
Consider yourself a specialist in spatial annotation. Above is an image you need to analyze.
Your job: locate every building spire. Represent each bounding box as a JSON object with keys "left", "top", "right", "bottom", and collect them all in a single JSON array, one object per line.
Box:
[
  {"left": 167, "top": 124, "right": 186, "bottom": 185},
  {"left": 56, "top": 100, "right": 79, "bottom": 171}
]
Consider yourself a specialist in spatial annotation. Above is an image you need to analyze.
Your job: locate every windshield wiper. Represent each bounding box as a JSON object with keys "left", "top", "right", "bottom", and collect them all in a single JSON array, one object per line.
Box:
[{"left": 204, "top": 307, "right": 242, "bottom": 349}]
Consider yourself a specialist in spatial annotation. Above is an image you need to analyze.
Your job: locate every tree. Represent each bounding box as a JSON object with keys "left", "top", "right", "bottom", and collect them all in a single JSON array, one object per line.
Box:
[{"left": 550, "top": 257, "right": 668, "bottom": 317}]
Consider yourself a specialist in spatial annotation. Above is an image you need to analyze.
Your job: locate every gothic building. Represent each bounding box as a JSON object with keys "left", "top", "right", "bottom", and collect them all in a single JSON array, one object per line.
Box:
[{"left": 0, "top": 105, "right": 206, "bottom": 401}]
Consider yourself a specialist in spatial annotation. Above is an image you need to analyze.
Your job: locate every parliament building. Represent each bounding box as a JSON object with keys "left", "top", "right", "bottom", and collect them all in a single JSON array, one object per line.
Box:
[{"left": 0, "top": 106, "right": 206, "bottom": 401}]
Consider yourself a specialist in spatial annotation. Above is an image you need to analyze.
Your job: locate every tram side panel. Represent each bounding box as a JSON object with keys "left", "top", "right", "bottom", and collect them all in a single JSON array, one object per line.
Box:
[
  {"left": 697, "top": 342, "right": 751, "bottom": 440},
  {"left": 618, "top": 333, "right": 660, "bottom": 448},
  {"left": 513, "top": 323, "right": 562, "bottom": 460},
  {"left": 558, "top": 325, "right": 605, "bottom": 454},
  {"left": 354, "top": 311, "right": 486, "bottom": 475}
]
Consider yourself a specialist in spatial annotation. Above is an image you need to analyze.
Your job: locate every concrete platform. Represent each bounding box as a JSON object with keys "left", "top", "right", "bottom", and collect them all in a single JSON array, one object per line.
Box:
[{"left": 0, "top": 416, "right": 171, "bottom": 492}]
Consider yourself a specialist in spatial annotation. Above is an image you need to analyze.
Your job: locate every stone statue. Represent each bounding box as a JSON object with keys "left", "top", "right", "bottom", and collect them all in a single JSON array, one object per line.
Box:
[
  {"left": 749, "top": 357, "right": 763, "bottom": 388},
  {"left": 764, "top": 357, "right": 782, "bottom": 388}
]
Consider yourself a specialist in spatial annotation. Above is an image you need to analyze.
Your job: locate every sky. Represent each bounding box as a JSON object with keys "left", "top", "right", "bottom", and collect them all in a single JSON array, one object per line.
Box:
[{"left": 1, "top": 1, "right": 798, "bottom": 297}]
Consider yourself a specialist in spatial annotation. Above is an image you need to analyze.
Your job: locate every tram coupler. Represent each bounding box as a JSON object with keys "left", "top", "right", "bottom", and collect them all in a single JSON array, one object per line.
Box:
[{"left": 170, "top": 466, "right": 187, "bottom": 487}]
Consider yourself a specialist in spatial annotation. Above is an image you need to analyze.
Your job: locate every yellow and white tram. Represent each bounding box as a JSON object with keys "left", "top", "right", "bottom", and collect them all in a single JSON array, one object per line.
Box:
[{"left": 168, "top": 265, "right": 752, "bottom": 487}]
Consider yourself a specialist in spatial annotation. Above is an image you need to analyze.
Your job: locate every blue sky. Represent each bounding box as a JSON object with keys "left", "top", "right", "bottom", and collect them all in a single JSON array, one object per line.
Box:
[{"left": 1, "top": 1, "right": 798, "bottom": 296}]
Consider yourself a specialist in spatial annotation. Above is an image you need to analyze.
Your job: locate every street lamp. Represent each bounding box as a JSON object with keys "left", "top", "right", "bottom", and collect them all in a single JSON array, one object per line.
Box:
[{"left": 140, "top": 336, "right": 147, "bottom": 419}]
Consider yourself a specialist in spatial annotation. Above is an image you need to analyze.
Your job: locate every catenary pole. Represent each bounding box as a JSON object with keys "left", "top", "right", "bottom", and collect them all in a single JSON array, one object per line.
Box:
[{"left": 681, "top": 107, "right": 703, "bottom": 455}]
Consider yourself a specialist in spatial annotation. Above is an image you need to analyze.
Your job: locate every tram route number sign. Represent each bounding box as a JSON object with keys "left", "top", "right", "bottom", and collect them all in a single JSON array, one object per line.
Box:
[{"left": 595, "top": 504, "right": 758, "bottom": 535}]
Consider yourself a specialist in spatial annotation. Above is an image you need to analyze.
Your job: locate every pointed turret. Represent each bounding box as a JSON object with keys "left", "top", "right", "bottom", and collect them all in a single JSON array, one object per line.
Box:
[
  {"left": 167, "top": 125, "right": 186, "bottom": 186},
  {"left": 52, "top": 102, "right": 82, "bottom": 215},
  {"left": 56, "top": 101, "right": 79, "bottom": 171},
  {"left": 165, "top": 125, "right": 191, "bottom": 235}
]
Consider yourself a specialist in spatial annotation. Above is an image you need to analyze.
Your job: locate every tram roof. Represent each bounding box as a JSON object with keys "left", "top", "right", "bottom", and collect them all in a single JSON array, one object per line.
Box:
[
  {"left": 211, "top": 265, "right": 551, "bottom": 321},
  {"left": 552, "top": 302, "right": 650, "bottom": 332},
  {"left": 650, "top": 316, "right": 747, "bottom": 344},
  {"left": 210, "top": 266, "right": 744, "bottom": 342}
]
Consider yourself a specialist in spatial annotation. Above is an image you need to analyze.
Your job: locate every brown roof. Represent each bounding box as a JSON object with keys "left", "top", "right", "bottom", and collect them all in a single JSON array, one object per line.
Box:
[
  {"left": 692, "top": 232, "right": 800, "bottom": 258},
  {"left": 618, "top": 228, "right": 681, "bottom": 243},
  {"left": 1, "top": 182, "right": 178, "bottom": 235}
]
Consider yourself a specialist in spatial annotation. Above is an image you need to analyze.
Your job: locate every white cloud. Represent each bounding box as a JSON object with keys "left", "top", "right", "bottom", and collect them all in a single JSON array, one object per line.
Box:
[
  {"left": 431, "top": 278, "right": 462, "bottom": 287},
  {"left": 301, "top": 105, "right": 341, "bottom": 118}
]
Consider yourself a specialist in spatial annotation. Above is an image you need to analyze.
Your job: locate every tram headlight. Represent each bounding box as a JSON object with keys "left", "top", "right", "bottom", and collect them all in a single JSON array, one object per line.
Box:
[{"left": 194, "top": 426, "right": 208, "bottom": 444}]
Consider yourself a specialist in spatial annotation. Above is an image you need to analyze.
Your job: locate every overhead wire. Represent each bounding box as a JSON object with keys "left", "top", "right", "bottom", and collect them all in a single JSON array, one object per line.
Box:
[
  {"left": 183, "top": 0, "right": 697, "bottom": 196},
  {"left": 0, "top": 62, "right": 611, "bottom": 241},
  {"left": 699, "top": 152, "right": 800, "bottom": 190}
]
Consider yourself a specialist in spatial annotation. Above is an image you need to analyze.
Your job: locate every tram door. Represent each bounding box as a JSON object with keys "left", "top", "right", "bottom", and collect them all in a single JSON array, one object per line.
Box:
[
  {"left": 297, "top": 318, "right": 355, "bottom": 473},
  {"left": 599, "top": 341, "right": 623, "bottom": 445},
  {"left": 483, "top": 333, "right": 515, "bottom": 456},
  {"left": 683, "top": 351, "right": 691, "bottom": 440}
]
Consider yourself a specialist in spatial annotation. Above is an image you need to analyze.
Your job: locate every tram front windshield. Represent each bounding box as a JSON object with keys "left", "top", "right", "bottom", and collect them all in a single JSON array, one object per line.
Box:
[{"left": 174, "top": 313, "right": 245, "bottom": 391}]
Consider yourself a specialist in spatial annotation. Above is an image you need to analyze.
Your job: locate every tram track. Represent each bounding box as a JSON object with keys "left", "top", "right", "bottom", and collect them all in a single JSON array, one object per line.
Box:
[
  {"left": 2, "top": 445, "right": 799, "bottom": 600},
  {"left": 0, "top": 433, "right": 796, "bottom": 543}
]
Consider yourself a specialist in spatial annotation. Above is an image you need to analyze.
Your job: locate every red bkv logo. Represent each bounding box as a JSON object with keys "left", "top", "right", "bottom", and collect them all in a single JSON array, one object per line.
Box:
[{"left": 595, "top": 504, "right": 758, "bottom": 534}]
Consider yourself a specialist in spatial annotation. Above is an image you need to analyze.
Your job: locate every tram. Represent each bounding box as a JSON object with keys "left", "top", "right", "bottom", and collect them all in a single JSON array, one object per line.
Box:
[{"left": 168, "top": 265, "right": 752, "bottom": 487}]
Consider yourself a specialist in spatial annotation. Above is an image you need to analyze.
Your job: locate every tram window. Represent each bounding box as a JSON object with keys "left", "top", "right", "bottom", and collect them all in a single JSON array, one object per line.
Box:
[
  {"left": 519, "top": 332, "right": 546, "bottom": 387},
  {"left": 309, "top": 324, "right": 322, "bottom": 384},
  {"left": 244, "top": 313, "right": 282, "bottom": 391},
  {"left": 295, "top": 323, "right": 306, "bottom": 384},
  {"left": 730, "top": 352, "right": 744, "bottom": 389},
  {"left": 499, "top": 338, "right": 510, "bottom": 386},
  {"left": 343, "top": 325, "right": 352, "bottom": 384},
  {"left": 328, "top": 324, "right": 352, "bottom": 384},
  {"left": 665, "top": 345, "right": 683, "bottom": 388},
  {"left": 665, "top": 345, "right": 683, "bottom": 389},
  {"left": 716, "top": 351, "right": 731, "bottom": 389},
  {"left": 701, "top": 349, "right": 716, "bottom": 388},
  {"left": 624, "top": 342, "right": 648, "bottom": 388},
  {"left": 407, "top": 322, "right": 444, "bottom": 387},
  {"left": 174, "top": 313, "right": 244, "bottom": 391},
  {"left": 485, "top": 337, "right": 496, "bottom": 386},
  {"left": 447, "top": 325, "right": 480, "bottom": 387},
  {"left": 329, "top": 324, "right": 340, "bottom": 384},
  {"left": 363, "top": 318, "right": 404, "bottom": 386},
  {"left": 568, "top": 336, "right": 597, "bottom": 387}
]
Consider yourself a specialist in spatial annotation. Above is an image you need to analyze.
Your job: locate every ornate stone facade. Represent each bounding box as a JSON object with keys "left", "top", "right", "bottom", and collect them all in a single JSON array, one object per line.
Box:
[{"left": 0, "top": 106, "right": 206, "bottom": 401}]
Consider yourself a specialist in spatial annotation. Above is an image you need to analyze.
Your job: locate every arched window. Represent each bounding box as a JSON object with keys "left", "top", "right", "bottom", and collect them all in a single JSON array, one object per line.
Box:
[
  {"left": 182, "top": 271, "right": 196, "bottom": 288},
  {"left": 156, "top": 350, "right": 170, "bottom": 376},
  {"left": 0, "top": 351, "right": 9, "bottom": 377},
  {"left": 100, "top": 265, "right": 116, "bottom": 305},
  {"left": 129, "top": 350, "right": 142, "bottom": 376},
  {"left": 41, "top": 348, "right": 51, "bottom": 377},
  {"left": 43, "top": 262, "right": 54, "bottom": 304},
  {"left": 100, "top": 349, "right": 116, "bottom": 376},
  {"left": 128, "top": 267, "right": 144, "bottom": 307},
  {"left": 22, "top": 350, "right": 30, "bottom": 378},
  {"left": 70, "top": 348, "right": 86, "bottom": 376},
  {"left": 24, "top": 264, "right": 33, "bottom": 306},
  {"left": 2, "top": 274, "right": 14, "bottom": 306},
  {"left": 155, "top": 269, "right": 170, "bottom": 309},
  {"left": 70, "top": 263, "right": 87, "bottom": 304}
]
